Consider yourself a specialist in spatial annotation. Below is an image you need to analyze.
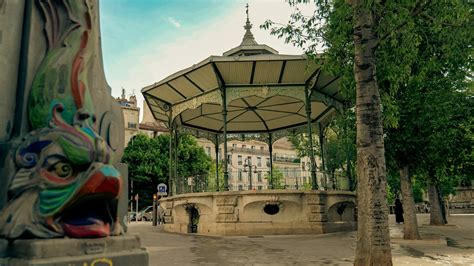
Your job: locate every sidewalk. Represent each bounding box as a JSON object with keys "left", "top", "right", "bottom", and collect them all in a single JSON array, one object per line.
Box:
[
  {"left": 128, "top": 214, "right": 474, "bottom": 265},
  {"left": 390, "top": 214, "right": 474, "bottom": 265}
]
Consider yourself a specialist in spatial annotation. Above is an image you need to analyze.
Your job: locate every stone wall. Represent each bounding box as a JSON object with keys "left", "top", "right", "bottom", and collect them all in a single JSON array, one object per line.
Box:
[{"left": 159, "top": 190, "right": 356, "bottom": 236}]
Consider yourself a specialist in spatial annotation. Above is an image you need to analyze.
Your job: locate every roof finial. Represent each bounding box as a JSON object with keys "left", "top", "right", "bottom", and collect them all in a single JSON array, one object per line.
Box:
[
  {"left": 245, "top": 3, "right": 249, "bottom": 21},
  {"left": 241, "top": 3, "right": 257, "bottom": 46}
]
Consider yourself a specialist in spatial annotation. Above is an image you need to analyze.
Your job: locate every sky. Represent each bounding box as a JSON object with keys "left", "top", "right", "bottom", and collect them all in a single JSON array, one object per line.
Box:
[{"left": 100, "top": 0, "right": 314, "bottom": 120}]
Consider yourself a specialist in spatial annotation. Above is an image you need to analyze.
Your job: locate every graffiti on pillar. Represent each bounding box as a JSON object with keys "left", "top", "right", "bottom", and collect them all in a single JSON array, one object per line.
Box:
[{"left": 0, "top": 0, "right": 123, "bottom": 239}]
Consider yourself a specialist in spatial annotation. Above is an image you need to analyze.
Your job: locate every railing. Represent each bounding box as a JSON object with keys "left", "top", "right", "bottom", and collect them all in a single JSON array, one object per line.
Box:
[
  {"left": 273, "top": 157, "right": 300, "bottom": 163},
  {"left": 175, "top": 174, "right": 209, "bottom": 194},
  {"left": 230, "top": 147, "right": 268, "bottom": 156},
  {"left": 172, "top": 170, "right": 352, "bottom": 195}
]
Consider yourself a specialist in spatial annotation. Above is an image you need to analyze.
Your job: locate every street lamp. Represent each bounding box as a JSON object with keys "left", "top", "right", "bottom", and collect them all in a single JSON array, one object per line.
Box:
[{"left": 243, "top": 158, "right": 257, "bottom": 190}]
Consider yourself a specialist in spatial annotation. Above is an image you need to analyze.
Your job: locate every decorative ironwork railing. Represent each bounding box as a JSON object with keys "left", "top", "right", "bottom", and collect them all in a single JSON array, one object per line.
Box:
[{"left": 172, "top": 170, "right": 351, "bottom": 195}]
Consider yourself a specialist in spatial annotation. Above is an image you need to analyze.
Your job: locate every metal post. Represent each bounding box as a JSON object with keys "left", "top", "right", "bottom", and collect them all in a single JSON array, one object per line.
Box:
[
  {"left": 174, "top": 126, "right": 178, "bottom": 195},
  {"left": 222, "top": 93, "right": 229, "bottom": 191},
  {"left": 129, "top": 196, "right": 133, "bottom": 223},
  {"left": 152, "top": 194, "right": 157, "bottom": 226},
  {"left": 135, "top": 194, "right": 139, "bottom": 222},
  {"left": 268, "top": 133, "right": 273, "bottom": 189},
  {"left": 130, "top": 180, "right": 134, "bottom": 222},
  {"left": 305, "top": 86, "right": 318, "bottom": 190},
  {"left": 295, "top": 169, "right": 299, "bottom": 190},
  {"left": 168, "top": 111, "right": 173, "bottom": 196},
  {"left": 247, "top": 158, "right": 253, "bottom": 190},
  {"left": 215, "top": 134, "right": 219, "bottom": 191},
  {"left": 318, "top": 122, "right": 327, "bottom": 189},
  {"left": 213, "top": 62, "right": 229, "bottom": 191}
]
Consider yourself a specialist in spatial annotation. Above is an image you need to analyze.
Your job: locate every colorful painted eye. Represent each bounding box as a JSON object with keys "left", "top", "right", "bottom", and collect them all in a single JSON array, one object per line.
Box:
[{"left": 52, "top": 162, "right": 74, "bottom": 178}]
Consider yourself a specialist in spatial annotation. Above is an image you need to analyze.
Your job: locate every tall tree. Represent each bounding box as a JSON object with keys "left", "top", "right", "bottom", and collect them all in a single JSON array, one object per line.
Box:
[
  {"left": 122, "top": 133, "right": 212, "bottom": 208},
  {"left": 263, "top": 0, "right": 472, "bottom": 262}
]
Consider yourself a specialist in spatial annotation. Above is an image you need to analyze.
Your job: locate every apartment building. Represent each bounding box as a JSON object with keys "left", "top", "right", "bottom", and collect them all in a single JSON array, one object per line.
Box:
[{"left": 197, "top": 138, "right": 322, "bottom": 190}]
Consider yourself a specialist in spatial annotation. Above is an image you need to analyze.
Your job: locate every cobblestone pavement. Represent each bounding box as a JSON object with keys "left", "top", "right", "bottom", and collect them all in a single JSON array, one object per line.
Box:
[{"left": 128, "top": 214, "right": 474, "bottom": 265}]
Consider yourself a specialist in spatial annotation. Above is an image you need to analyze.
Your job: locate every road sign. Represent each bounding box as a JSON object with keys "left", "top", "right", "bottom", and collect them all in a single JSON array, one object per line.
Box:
[{"left": 157, "top": 183, "right": 167, "bottom": 196}]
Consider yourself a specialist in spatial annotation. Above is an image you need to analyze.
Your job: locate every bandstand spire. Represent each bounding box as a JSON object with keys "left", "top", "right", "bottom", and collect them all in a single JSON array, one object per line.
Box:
[{"left": 241, "top": 3, "right": 258, "bottom": 46}]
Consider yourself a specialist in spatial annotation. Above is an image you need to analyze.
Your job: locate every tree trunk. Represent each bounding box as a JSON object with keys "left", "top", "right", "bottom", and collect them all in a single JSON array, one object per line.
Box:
[
  {"left": 399, "top": 166, "right": 420, "bottom": 240},
  {"left": 428, "top": 183, "right": 445, "bottom": 225},
  {"left": 351, "top": 1, "right": 393, "bottom": 265}
]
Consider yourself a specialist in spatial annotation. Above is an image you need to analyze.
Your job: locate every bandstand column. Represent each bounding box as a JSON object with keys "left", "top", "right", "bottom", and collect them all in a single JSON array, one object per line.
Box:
[
  {"left": 214, "top": 134, "right": 220, "bottom": 191},
  {"left": 305, "top": 86, "right": 319, "bottom": 190},
  {"left": 268, "top": 133, "right": 273, "bottom": 189},
  {"left": 222, "top": 94, "right": 229, "bottom": 191},
  {"left": 174, "top": 125, "right": 179, "bottom": 195},
  {"left": 318, "top": 122, "right": 327, "bottom": 189},
  {"left": 168, "top": 112, "right": 174, "bottom": 196}
]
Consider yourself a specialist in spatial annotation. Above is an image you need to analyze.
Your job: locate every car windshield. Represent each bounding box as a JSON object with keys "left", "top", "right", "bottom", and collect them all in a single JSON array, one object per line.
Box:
[{"left": 140, "top": 206, "right": 152, "bottom": 213}]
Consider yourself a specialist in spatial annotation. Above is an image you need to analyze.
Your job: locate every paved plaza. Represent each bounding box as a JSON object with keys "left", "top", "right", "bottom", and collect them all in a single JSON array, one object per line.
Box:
[{"left": 128, "top": 214, "right": 474, "bottom": 265}]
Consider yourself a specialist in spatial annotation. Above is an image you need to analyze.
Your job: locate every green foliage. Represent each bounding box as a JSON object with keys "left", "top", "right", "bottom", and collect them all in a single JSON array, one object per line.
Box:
[
  {"left": 264, "top": 167, "right": 285, "bottom": 189},
  {"left": 122, "top": 133, "right": 212, "bottom": 208},
  {"left": 287, "top": 110, "right": 356, "bottom": 190},
  {"left": 263, "top": 0, "right": 473, "bottom": 196},
  {"left": 176, "top": 134, "right": 212, "bottom": 178},
  {"left": 207, "top": 161, "right": 225, "bottom": 191}
]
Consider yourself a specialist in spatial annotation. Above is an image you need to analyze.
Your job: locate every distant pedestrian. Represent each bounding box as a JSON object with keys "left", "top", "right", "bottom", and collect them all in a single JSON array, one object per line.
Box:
[
  {"left": 394, "top": 198, "right": 404, "bottom": 224},
  {"left": 423, "top": 201, "right": 430, "bottom": 213},
  {"left": 157, "top": 205, "right": 165, "bottom": 224}
]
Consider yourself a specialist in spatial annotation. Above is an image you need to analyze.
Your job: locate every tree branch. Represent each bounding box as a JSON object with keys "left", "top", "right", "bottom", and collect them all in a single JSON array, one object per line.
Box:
[{"left": 374, "top": 0, "right": 431, "bottom": 51}]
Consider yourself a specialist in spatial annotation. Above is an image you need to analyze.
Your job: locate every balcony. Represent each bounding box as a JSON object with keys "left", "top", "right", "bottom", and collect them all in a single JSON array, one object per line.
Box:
[
  {"left": 273, "top": 157, "right": 300, "bottom": 164},
  {"left": 230, "top": 147, "right": 268, "bottom": 156}
]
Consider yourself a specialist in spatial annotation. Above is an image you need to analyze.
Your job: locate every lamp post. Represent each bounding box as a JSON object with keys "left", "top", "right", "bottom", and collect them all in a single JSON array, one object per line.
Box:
[{"left": 243, "top": 158, "right": 256, "bottom": 190}]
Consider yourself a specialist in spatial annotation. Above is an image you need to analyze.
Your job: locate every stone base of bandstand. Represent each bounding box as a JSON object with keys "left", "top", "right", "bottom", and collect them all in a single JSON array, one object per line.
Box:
[
  {"left": 0, "top": 235, "right": 148, "bottom": 266},
  {"left": 160, "top": 190, "right": 357, "bottom": 236}
]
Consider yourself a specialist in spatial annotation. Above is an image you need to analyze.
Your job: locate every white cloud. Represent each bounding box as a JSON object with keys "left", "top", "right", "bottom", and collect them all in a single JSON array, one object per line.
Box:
[{"left": 167, "top": 17, "right": 181, "bottom": 28}]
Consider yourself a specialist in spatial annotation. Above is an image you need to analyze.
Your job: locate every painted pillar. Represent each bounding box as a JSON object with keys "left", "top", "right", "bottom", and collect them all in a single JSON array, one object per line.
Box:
[{"left": 305, "top": 86, "right": 318, "bottom": 190}]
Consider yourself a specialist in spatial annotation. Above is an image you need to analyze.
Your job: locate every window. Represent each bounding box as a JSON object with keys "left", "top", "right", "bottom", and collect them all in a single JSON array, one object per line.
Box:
[
  {"left": 227, "top": 154, "right": 232, "bottom": 165},
  {"left": 127, "top": 122, "right": 137, "bottom": 129},
  {"left": 303, "top": 176, "right": 307, "bottom": 184},
  {"left": 257, "top": 171, "right": 262, "bottom": 182},
  {"left": 301, "top": 162, "right": 306, "bottom": 170},
  {"left": 238, "top": 155, "right": 242, "bottom": 165},
  {"left": 238, "top": 170, "right": 243, "bottom": 181},
  {"left": 242, "top": 144, "right": 246, "bottom": 149},
  {"left": 206, "top": 147, "right": 211, "bottom": 156},
  {"left": 260, "top": 146, "right": 264, "bottom": 151},
  {"left": 257, "top": 157, "right": 262, "bottom": 167},
  {"left": 251, "top": 145, "right": 255, "bottom": 150},
  {"left": 247, "top": 156, "right": 252, "bottom": 165},
  {"left": 238, "top": 185, "right": 243, "bottom": 191},
  {"left": 232, "top": 144, "right": 237, "bottom": 148},
  {"left": 266, "top": 158, "right": 270, "bottom": 167},
  {"left": 258, "top": 186, "right": 263, "bottom": 190}
]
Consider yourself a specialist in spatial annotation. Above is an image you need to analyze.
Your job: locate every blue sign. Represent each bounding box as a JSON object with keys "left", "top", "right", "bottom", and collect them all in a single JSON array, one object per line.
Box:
[{"left": 157, "top": 183, "right": 167, "bottom": 195}]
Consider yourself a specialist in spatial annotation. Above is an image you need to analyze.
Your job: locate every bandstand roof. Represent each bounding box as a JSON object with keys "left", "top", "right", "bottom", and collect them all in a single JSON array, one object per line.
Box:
[{"left": 142, "top": 12, "right": 343, "bottom": 134}]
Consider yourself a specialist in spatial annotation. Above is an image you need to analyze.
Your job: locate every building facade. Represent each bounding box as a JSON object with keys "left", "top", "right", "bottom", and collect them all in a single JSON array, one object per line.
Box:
[
  {"left": 196, "top": 138, "right": 325, "bottom": 191},
  {"left": 116, "top": 89, "right": 140, "bottom": 146}
]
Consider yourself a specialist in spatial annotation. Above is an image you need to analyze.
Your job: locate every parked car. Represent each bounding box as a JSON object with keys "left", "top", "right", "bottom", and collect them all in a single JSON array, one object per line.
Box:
[
  {"left": 128, "top": 211, "right": 137, "bottom": 221},
  {"left": 136, "top": 206, "right": 153, "bottom": 221}
]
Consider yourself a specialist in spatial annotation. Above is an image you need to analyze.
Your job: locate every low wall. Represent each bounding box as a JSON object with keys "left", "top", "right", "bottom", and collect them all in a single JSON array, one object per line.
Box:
[{"left": 159, "top": 190, "right": 356, "bottom": 236}]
